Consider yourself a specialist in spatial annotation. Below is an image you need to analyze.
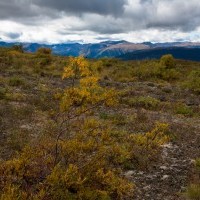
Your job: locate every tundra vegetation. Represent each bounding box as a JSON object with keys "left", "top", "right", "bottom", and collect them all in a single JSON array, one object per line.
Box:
[{"left": 0, "top": 47, "right": 199, "bottom": 199}]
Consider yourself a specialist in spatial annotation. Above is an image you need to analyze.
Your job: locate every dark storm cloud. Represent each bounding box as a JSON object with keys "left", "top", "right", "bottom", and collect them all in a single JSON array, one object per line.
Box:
[
  {"left": 0, "top": 0, "right": 45, "bottom": 19},
  {"left": 66, "top": 21, "right": 126, "bottom": 35},
  {"left": 35, "top": 0, "right": 127, "bottom": 16},
  {"left": 0, "top": 0, "right": 127, "bottom": 20},
  {"left": 0, "top": 0, "right": 60, "bottom": 21}
]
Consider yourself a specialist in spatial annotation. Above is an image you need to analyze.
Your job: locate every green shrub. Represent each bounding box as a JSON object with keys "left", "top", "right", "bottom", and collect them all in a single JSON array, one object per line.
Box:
[
  {"left": 185, "top": 158, "right": 200, "bottom": 199},
  {"left": 99, "top": 112, "right": 127, "bottom": 125},
  {"left": 36, "top": 48, "right": 52, "bottom": 66},
  {"left": 101, "top": 58, "right": 119, "bottom": 68},
  {"left": 99, "top": 112, "right": 110, "bottom": 120},
  {"left": 11, "top": 44, "right": 24, "bottom": 53},
  {"left": 39, "top": 57, "right": 52, "bottom": 65},
  {"left": 175, "top": 103, "right": 193, "bottom": 116},
  {"left": 8, "top": 76, "right": 25, "bottom": 87},
  {"left": 160, "top": 68, "right": 181, "bottom": 81},
  {"left": 0, "top": 87, "right": 6, "bottom": 100},
  {"left": 6, "top": 92, "right": 26, "bottom": 101},
  {"left": 37, "top": 47, "right": 52, "bottom": 55},
  {"left": 126, "top": 96, "right": 160, "bottom": 110},
  {"left": 185, "top": 70, "right": 200, "bottom": 94},
  {"left": 133, "top": 62, "right": 162, "bottom": 80},
  {"left": 110, "top": 113, "right": 127, "bottom": 125},
  {"left": 14, "top": 105, "right": 34, "bottom": 120},
  {"left": 186, "top": 184, "right": 200, "bottom": 200},
  {"left": 160, "top": 54, "right": 175, "bottom": 69},
  {"left": 33, "top": 65, "right": 44, "bottom": 75},
  {"left": 195, "top": 158, "right": 200, "bottom": 175},
  {"left": 6, "top": 129, "right": 30, "bottom": 152},
  {"left": 133, "top": 60, "right": 179, "bottom": 81}
]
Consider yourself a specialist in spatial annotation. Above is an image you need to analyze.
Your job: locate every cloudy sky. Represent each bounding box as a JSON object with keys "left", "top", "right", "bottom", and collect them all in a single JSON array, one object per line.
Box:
[{"left": 0, "top": 0, "right": 200, "bottom": 43}]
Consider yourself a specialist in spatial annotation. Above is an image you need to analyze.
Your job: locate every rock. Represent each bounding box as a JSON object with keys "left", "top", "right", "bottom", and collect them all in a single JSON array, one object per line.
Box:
[
  {"left": 160, "top": 166, "right": 168, "bottom": 170},
  {"left": 143, "top": 185, "right": 151, "bottom": 190},
  {"left": 162, "top": 87, "right": 173, "bottom": 93},
  {"left": 137, "top": 171, "right": 144, "bottom": 175},
  {"left": 20, "top": 124, "right": 32, "bottom": 130},
  {"left": 161, "top": 143, "right": 174, "bottom": 149},
  {"left": 124, "top": 170, "right": 135, "bottom": 178},
  {"left": 161, "top": 175, "right": 170, "bottom": 180}
]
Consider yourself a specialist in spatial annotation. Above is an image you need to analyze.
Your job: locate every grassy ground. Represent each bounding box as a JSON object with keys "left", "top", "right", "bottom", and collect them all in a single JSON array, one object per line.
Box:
[{"left": 0, "top": 47, "right": 200, "bottom": 199}]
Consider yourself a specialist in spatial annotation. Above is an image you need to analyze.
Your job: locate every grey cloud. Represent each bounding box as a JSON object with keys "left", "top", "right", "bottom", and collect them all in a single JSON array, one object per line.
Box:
[
  {"left": 35, "top": 0, "right": 127, "bottom": 17},
  {"left": 5, "top": 32, "right": 22, "bottom": 39},
  {"left": 95, "top": 36, "right": 113, "bottom": 41},
  {"left": 121, "top": 0, "right": 200, "bottom": 33},
  {"left": 70, "top": 24, "right": 125, "bottom": 35},
  {"left": 0, "top": 0, "right": 127, "bottom": 20},
  {"left": 0, "top": 0, "right": 37, "bottom": 19},
  {"left": 144, "top": 0, "right": 200, "bottom": 31},
  {"left": 56, "top": 13, "right": 129, "bottom": 35},
  {"left": 1, "top": 0, "right": 200, "bottom": 39}
]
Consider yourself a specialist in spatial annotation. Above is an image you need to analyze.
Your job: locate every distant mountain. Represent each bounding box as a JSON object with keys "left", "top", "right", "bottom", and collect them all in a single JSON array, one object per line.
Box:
[
  {"left": 0, "top": 41, "right": 16, "bottom": 48},
  {"left": 0, "top": 40, "right": 200, "bottom": 61},
  {"left": 94, "top": 41, "right": 150, "bottom": 58}
]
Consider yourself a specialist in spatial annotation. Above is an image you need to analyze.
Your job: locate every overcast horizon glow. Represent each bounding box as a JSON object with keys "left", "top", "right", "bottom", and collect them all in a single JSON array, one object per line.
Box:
[{"left": 0, "top": 0, "right": 200, "bottom": 44}]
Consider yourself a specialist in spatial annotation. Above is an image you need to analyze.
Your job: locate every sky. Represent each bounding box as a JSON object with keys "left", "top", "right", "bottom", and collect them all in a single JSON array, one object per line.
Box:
[{"left": 0, "top": 0, "right": 200, "bottom": 44}]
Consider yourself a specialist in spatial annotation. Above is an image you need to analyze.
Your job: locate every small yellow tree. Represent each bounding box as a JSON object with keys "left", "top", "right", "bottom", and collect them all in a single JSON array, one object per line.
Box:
[
  {"left": 61, "top": 56, "right": 117, "bottom": 112},
  {"left": 0, "top": 56, "right": 134, "bottom": 200},
  {"left": 0, "top": 56, "right": 170, "bottom": 199}
]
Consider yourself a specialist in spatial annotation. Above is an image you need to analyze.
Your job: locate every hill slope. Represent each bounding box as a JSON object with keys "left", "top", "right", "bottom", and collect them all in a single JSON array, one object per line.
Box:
[
  {"left": 118, "top": 47, "right": 200, "bottom": 61},
  {"left": 0, "top": 48, "right": 199, "bottom": 199}
]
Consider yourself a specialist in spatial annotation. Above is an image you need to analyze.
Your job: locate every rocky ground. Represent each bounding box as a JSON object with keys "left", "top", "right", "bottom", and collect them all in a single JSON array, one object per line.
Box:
[
  {"left": 128, "top": 126, "right": 200, "bottom": 200},
  {"left": 118, "top": 81, "right": 200, "bottom": 200},
  {"left": 1, "top": 52, "right": 199, "bottom": 199}
]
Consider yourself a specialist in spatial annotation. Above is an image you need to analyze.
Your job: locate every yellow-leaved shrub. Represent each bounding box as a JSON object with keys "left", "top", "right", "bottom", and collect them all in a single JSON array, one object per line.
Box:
[{"left": 0, "top": 56, "right": 170, "bottom": 200}]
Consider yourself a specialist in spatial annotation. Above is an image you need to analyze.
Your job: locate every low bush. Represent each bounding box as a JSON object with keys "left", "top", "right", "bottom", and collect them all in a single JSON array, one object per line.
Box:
[
  {"left": 186, "top": 184, "right": 200, "bottom": 200},
  {"left": 126, "top": 96, "right": 160, "bottom": 110},
  {"left": 11, "top": 45, "right": 24, "bottom": 53},
  {"left": 160, "top": 68, "right": 181, "bottom": 81},
  {"left": 195, "top": 158, "right": 200, "bottom": 174},
  {"left": 37, "top": 47, "right": 52, "bottom": 55},
  {"left": 184, "top": 70, "right": 200, "bottom": 94},
  {"left": 6, "top": 92, "right": 26, "bottom": 102},
  {"left": 0, "top": 87, "right": 7, "bottom": 100},
  {"left": 128, "top": 123, "right": 169, "bottom": 169},
  {"left": 132, "top": 55, "right": 180, "bottom": 81},
  {"left": 185, "top": 158, "right": 200, "bottom": 199},
  {"left": 133, "top": 62, "right": 162, "bottom": 80},
  {"left": 99, "top": 112, "right": 127, "bottom": 125},
  {"left": 36, "top": 48, "right": 52, "bottom": 66},
  {"left": 175, "top": 103, "right": 193, "bottom": 116},
  {"left": 8, "top": 76, "right": 25, "bottom": 87},
  {"left": 160, "top": 54, "right": 175, "bottom": 69}
]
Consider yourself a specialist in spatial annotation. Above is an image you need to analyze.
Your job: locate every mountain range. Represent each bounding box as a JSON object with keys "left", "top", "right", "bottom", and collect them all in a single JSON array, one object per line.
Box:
[{"left": 1, "top": 40, "right": 200, "bottom": 61}]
